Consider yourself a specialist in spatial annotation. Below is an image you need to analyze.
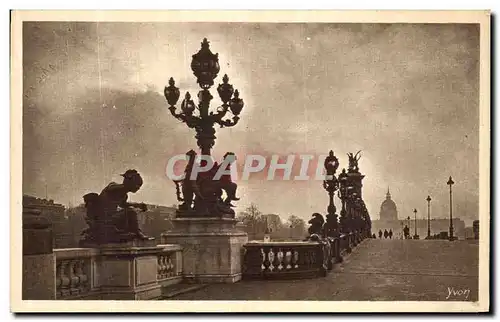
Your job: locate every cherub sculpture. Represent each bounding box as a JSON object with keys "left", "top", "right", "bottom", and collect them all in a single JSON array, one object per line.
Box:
[{"left": 80, "top": 169, "right": 153, "bottom": 246}]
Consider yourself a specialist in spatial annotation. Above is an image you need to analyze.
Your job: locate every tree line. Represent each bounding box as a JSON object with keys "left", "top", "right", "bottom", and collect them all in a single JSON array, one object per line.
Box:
[{"left": 236, "top": 203, "right": 307, "bottom": 241}]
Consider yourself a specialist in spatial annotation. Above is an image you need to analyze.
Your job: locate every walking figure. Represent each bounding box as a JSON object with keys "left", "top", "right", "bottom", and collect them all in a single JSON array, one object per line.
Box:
[
  {"left": 403, "top": 225, "right": 410, "bottom": 239},
  {"left": 378, "top": 229, "right": 383, "bottom": 239},
  {"left": 389, "top": 229, "right": 393, "bottom": 239}
]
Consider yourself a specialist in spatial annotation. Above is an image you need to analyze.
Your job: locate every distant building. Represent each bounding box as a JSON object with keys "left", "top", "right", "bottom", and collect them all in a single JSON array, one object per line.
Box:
[
  {"left": 379, "top": 188, "right": 398, "bottom": 221},
  {"left": 370, "top": 189, "right": 466, "bottom": 239},
  {"left": 23, "top": 194, "right": 71, "bottom": 248},
  {"left": 464, "top": 226, "right": 474, "bottom": 239},
  {"left": 473, "top": 220, "right": 479, "bottom": 239}
]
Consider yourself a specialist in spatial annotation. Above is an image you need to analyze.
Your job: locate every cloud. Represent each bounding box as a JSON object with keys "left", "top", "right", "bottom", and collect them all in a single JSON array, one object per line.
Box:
[{"left": 22, "top": 22, "right": 480, "bottom": 225}]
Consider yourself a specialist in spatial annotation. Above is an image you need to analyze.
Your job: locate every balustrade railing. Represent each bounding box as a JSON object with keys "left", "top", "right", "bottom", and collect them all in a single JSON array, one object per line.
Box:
[
  {"left": 242, "top": 241, "right": 328, "bottom": 280},
  {"left": 156, "top": 244, "right": 183, "bottom": 286},
  {"left": 54, "top": 248, "right": 98, "bottom": 300},
  {"left": 243, "top": 231, "right": 366, "bottom": 280}
]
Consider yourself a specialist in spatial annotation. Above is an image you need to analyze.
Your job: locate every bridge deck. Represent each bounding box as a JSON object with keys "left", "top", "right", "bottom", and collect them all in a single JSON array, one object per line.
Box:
[{"left": 170, "top": 239, "right": 479, "bottom": 301}]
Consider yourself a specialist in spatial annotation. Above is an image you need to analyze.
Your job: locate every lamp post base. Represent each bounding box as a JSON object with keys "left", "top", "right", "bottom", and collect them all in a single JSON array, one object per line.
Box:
[{"left": 161, "top": 217, "right": 248, "bottom": 283}]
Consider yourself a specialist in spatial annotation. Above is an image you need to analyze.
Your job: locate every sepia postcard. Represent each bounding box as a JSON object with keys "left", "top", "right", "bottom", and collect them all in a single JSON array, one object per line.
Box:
[{"left": 10, "top": 10, "right": 490, "bottom": 313}]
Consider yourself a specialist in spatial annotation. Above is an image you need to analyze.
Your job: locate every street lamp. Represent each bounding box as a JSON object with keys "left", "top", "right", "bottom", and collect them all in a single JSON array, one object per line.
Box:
[
  {"left": 407, "top": 215, "right": 410, "bottom": 239},
  {"left": 426, "top": 195, "right": 432, "bottom": 239},
  {"left": 164, "top": 38, "right": 245, "bottom": 217},
  {"left": 447, "top": 176, "right": 455, "bottom": 241},
  {"left": 337, "top": 169, "right": 349, "bottom": 234},
  {"left": 413, "top": 208, "right": 418, "bottom": 239},
  {"left": 322, "top": 150, "right": 340, "bottom": 237},
  {"left": 164, "top": 38, "right": 244, "bottom": 156}
]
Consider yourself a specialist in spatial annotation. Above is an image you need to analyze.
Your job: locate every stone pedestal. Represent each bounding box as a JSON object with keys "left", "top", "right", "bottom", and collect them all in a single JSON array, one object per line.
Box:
[
  {"left": 161, "top": 217, "right": 248, "bottom": 283},
  {"left": 22, "top": 206, "right": 55, "bottom": 300},
  {"left": 96, "top": 241, "right": 162, "bottom": 300}
]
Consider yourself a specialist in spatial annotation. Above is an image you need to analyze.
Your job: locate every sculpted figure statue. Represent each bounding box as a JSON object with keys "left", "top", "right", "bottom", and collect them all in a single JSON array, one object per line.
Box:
[
  {"left": 174, "top": 149, "right": 202, "bottom": 211},
  {"left": 347, "top": 150, "right": 362, "bottom": 173},
  {"left": 307, "top": 213, "right": 325, "bottom": 238},
  {"left": 324, "top": 150, "right": 340, "bottom": 177},
  {"left": 173, "top": 150, "right": 240, "bottom": 217},
  {"left": 80, "top": 169, "right": 153, "bottom": 246},
  {"left": 215, "top": 152, "right": 240, "bottom": 207}
]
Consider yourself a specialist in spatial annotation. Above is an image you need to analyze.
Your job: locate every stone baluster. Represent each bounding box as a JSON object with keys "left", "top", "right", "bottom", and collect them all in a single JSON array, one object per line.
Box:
[
  {"left": 262, "top": 247, "right": 271, "bottom": 272},
  {"left": 165, "top": 254, "right": 173, "bottom": 277},
  {"left": 157, "top": 255, "right": 165, "bottom": 279},
  {"left": 283, "top": 249, "right": 292, "bottom": 270},
  {"left": 273, "top": 248, "right": 282, "bottom": 271},
  {"left": 293, "top": 249, "right": 299, "bottom": 268},
  {"left": 57, "top": 261, "right": 70, "bottom": 298},
  {"left": 75, "top": 260, "right": 88, "bottom": 293},
  {"left": 69, "top": 260, "right": 80, "bottom": 295}
]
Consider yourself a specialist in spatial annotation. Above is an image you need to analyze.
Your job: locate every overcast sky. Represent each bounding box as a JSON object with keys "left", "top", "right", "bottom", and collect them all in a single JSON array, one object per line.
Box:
[{"left": 22, "top": 22, "right": 480, "bottom": 225}]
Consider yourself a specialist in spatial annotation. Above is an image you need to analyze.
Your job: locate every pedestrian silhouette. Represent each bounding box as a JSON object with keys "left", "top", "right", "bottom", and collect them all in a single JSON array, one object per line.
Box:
[
  {"left": 403, "top": 225, "right": 410, "bottom": 239},
  {"left": 389, "top": 229, "right": 393, "bottom": 239},
  {"left": 378, "top": 230, "right": 382, "bottom": 239},
  {"left": 384, "top": 229, "right": 388, "bottom": 239}
]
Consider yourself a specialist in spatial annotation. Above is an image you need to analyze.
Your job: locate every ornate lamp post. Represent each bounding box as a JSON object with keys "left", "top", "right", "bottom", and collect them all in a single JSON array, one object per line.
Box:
[
  {"left": 407, "top": 216, "right": 411, "bottom": 239},
  {"left": 164, "top": 38, "right": 244, "bottom": 217},
  {"left": 164, "top": 38, "right": 244, "bottom": 156},
  {"left": 322, "top": 151, "right": 340, "bottom": 237},
  {"left": 447, "top": 176, "right": 455, "bottom": 241},
  {"left": 413, "top": 208, "right": 418, "bottom": 239},
  {"left": 337, "top": 169, "right": 349, "bottom": 234},
  {"left": 426, "top": 195, "right": 432, "bottom": 239}
]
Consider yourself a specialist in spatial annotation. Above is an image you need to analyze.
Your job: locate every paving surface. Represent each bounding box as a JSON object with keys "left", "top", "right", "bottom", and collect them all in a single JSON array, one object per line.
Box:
[{"left": 171, "top": 239, "right": 479, "bottom": 301}]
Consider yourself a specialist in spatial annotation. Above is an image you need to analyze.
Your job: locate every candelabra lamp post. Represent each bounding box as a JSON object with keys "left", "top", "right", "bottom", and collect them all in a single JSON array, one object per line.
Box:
[
  {"left": 413, "top": 208, "right": 419, "bottom": 240},
  {"left": 426, "top": 195, "right": 432, "bottom": 239},
  {"left": 164, "top": 38, "right": 245, "bottom": 218},
  {"left": 353, "top": 196, "right": 363, "bottom": 243},
  {"left": 161, "top": 38, "right": 249, "bottom": 284},
  {"left": 322, "top": 150, "right": 340, "bottom": 238},
  {"left": 337, "top": 169, "right": 349, "bottom": 234},
  {"left": 447, "top": 176, "right": 455, "bottom": 241},
  {"left": 165, "top": 38, "right": 244, "bottom": 156},
  {"left": 407, "top": 216, "right": 411, "bottom": 239}
]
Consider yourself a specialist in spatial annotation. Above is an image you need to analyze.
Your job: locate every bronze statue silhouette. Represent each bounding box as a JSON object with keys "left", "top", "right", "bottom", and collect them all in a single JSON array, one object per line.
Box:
[
  {"left": 174, "top": 149, "right": 203, "bottom": 211},
  {"left": 213, "top": 152, "right": 240, "bottom": 206},
  {"left": 173, "top": 149, "right": 240, "bottom": 217},
  {"left": 324, "top": 150, "right": 340, "bottom": 178},
  {"left": 80, "top": 169, "right": 153, "bottom": 246},
  {"left": 307, "top": 213, "right": 325, "bottom": 237},
  {"left": 347, "top": 150, "right": 362, "bottom": 173}
]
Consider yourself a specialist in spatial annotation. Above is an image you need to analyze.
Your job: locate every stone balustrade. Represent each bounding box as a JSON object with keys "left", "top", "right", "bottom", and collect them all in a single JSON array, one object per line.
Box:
[
  {"left": 156, "top": 244, "right": 183, "bottom": 288},
  {"left": 54, "top": 248, "right": 99, "bottom": 300},
  {"left": 30, "top": 231, "right": 366, "bottom": 300},
  {"left": 242, "top": 231, "right": 367, "bottom": 280},
  {"left": 53, "top": 244, "right": 183, "bottom": 300},
  {"left": 242, "top": 241, "right": 328, "bottom": 279}
]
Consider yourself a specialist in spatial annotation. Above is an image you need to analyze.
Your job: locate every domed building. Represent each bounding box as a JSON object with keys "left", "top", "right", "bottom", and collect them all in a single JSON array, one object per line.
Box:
[
  {"left": 379, "top": 188, "right": 398, "bottom": 221},
  {"left": 370, "top": 188, "right": 467, "bottom": 239}
]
